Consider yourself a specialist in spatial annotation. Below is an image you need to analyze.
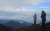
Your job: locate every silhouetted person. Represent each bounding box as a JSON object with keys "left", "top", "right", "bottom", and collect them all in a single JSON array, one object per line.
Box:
[
  {"left": 33, "top": 13, "right": 37, "bottom": 25},
  {"left": 41, "top": 10, "right": 46, "bottom": 30}
]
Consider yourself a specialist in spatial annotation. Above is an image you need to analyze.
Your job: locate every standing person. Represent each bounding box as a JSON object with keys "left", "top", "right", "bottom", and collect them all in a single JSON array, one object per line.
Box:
[
  {"left": 41, "top": 10, "right": 46, "bottom": 30},
  {"left": 33, "top": 13, "right": 37, "bottom": 25}
]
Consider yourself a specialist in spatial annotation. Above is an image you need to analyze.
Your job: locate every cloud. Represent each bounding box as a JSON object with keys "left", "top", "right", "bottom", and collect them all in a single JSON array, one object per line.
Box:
[
  {"left": 39, "top": 6, "right": 49, "bottom": 8},
  {"left": 0, "top": 0, "right": 45, "bottom": 7},
  {"left": 0, "top": 6, "right": 41, "bottom": 15},
  {"left": 0, "top": 6, "right": 50, "bottom": 23},
  {"left": 0, "top": 0, "right": 49, "bottom": 23},
  {"left": 0, "top": 6, "right": 41, "bottom": 19},
  {"left": 43, "top": 0, "right": 50, "bottom": 2}
]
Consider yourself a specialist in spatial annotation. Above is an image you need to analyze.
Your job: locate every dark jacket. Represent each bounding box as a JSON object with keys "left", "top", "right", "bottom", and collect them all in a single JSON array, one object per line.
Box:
[
  {"left": 41, "top": 11, "right": 46, "bottom": 18},
  {"left": 41, "top": 11, "right": 46, "bottom": 21}
]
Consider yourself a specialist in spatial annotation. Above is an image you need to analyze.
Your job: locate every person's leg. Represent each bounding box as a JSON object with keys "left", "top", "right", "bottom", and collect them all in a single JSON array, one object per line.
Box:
[
  {"left": 44, "top": 18, "right": 46, "bottom": 29},
  {"left": 42, "top": 19, "right": 45, "bottom": 30},
  {"left": 34, "top": 20, "right": 36, "bottom": 25},
  {"left": 35, "top": 20, "right": 36, "bottom": 25},
  {"left": 43, "top": 21, "right": 45, "bottom": 29},
  {"left": 42, "top": 21, "right": 43, "bottom": 29},
  {"left": 34, "top": 20, "right": 35, "bottom": 25}
]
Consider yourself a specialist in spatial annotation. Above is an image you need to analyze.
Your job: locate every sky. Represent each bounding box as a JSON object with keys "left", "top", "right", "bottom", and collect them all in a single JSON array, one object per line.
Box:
[{"left": 0, "top": 0, "right": 50, "bottom": 23}]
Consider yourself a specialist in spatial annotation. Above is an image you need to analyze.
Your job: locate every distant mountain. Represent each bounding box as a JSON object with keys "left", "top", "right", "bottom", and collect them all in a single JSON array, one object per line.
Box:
[
  {"left": 3, "top": 20, "right": 32, "bottom": 29},
  {"left": 0, "top": 19, "right": 32, "bottom": 23},
  {"left": 0, "top": 19, "right": 12, "bottom": 23},
  {"left": 1, "top": 21, "right": 50, "bottom": 31}
]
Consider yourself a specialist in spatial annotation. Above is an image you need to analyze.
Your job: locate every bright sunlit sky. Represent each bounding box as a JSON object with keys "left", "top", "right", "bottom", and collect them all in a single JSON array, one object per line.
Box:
[{"left": 0, "top": 0, "right": 50, "bottom": 23}]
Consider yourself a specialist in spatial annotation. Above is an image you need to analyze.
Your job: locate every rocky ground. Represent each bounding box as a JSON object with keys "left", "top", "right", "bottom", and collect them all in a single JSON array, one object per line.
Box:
[{"left": 0, "top": 22, "right": 50, "bottom": 31}]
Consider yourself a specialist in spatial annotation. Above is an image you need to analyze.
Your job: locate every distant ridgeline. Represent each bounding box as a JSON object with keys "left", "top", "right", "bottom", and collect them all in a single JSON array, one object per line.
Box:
[
  {"left": 0, "top": 19, "right": 50, "bottom": 24},
  {"left": 1, "top": 20, "right": 32, "bottom": 29}
]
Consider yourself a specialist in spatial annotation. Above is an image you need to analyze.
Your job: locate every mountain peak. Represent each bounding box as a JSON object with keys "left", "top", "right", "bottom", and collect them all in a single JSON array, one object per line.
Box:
[{"left": 19, "top": 22, "right": 24, "bottom": 23}]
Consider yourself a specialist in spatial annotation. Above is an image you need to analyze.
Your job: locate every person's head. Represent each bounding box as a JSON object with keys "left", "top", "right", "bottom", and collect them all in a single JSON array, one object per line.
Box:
[
  {"left": 42, "top": 10, "right": 44, "bottom": 13},
  {"left": 34, "top": 13, "right": 36, "bottom": 15}
]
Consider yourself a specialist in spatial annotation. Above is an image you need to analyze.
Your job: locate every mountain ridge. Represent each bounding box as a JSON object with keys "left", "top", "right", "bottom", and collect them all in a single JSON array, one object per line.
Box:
[{"left": 2, "top": 20, "right": 32, "bottom": 29}]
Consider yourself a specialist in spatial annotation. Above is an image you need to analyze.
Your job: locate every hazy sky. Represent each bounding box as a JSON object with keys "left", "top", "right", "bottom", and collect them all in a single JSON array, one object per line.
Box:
[{"left": 0, "top": 0, "right": 50, "bottom": 23}]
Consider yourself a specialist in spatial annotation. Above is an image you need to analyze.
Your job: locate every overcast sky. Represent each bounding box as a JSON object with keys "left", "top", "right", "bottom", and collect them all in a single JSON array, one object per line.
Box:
[{"left": 0, "top": 0, "right": 50, "bottom": 23}]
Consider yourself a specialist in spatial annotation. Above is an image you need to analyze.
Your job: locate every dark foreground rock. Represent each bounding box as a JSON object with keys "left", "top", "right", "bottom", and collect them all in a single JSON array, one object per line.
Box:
[
  {"left": 16, "top": 23, "right": 50, "bottom": 31},
  {"left": 0, "top": 24, "right": 15, "bottom": 31},
  {"left": 0, "top": 22, "right": 50, "bottom": 31}
]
